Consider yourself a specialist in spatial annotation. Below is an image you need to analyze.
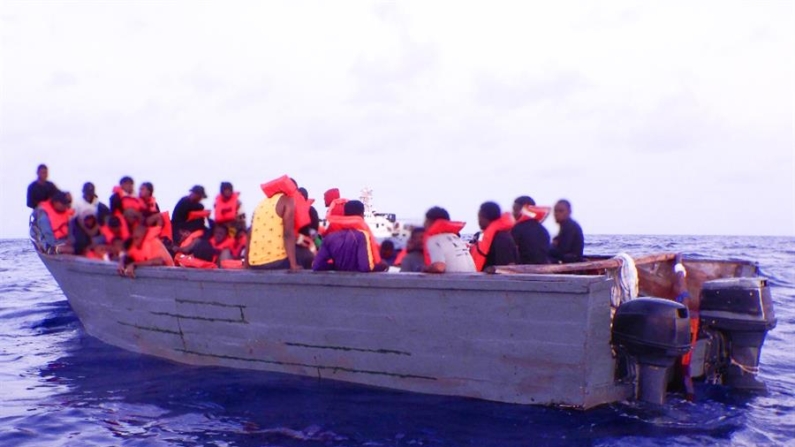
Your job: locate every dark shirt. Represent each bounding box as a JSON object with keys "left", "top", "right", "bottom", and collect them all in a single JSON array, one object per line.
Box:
[
  {"left": 399, "top": 251, "right": 425, "bottom": 272},
  {"left": 312, "top": 230, "right": 372, "bottom": 272},
  {"left": 109, "top": 193, "right": 122, "bottom": 214},
  {"left": 549, "top": 218, "right": 584, "bottom": 264},
  {"left": 27, "top": 180, "right": 59, "bottom": 209},
  {"left": 484, "top": 230, "right": 519, "bottom": 269},
  {"left": 512, "top": 219, "right": 551, "bottom": 265},
  {"left": 172, "top": 196, "right": 206, "bottom": 241}
]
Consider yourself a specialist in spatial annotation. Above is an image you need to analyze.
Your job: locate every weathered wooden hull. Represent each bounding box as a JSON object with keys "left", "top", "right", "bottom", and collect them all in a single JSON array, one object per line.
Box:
[{"left": 38, "top": 253, "right": 632, "bottom": 409}]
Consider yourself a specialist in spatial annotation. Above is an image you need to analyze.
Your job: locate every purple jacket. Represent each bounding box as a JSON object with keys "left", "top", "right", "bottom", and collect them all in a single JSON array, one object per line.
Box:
[{"left": 312, "top": 230, "right": 372, "bottom": 272}]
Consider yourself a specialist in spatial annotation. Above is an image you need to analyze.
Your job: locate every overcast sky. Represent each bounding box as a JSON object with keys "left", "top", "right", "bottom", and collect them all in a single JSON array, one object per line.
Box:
[{"left": 1, "top": 1, "right": 793, "bottom": 239}]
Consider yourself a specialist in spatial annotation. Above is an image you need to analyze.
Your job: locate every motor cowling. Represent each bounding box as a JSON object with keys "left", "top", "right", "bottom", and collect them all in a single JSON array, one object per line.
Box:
[
  {"left": 612, "top": 298, "right": 692, "bottom": 404},
  {"left": 699, "top": 277, "right": 776, "bottom": 390}
]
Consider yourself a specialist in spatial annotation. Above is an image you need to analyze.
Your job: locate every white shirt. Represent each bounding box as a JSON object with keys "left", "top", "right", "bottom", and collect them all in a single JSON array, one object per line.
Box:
[
  {"left": 426, "top": 233, "right": 476, "bottom": 273},
  {"left": 72, "top": 196, "right": 99, "bottom": 219}
]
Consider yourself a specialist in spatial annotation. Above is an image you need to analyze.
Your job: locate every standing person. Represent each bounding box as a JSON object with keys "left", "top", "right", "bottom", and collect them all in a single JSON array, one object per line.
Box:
[
  {"left": 470, "top": 201, "right": 518, "bottom": 271},
  {"left": 423, "top": 207, "right": 476, "bottom": 273},
  {"left": 511, "top": 196, "right": 551, "bottom": 265},
  {"left": 27, "top": 164, "right": 60, "bottom": 209},
  {"left": 312, "top": 200, "right": 385, "bottom": 272},
  {"left": 246, "top": 175, "right": 300, "bottom": 270},
  {"left": 549, "top": 199, "right": 584, "bottom": 264},
  {"left": 214, "top": 182, "right": 244, "bottom": 226},
  {"left": 171, "top": 186, "right": 209, "bottom": 243}
]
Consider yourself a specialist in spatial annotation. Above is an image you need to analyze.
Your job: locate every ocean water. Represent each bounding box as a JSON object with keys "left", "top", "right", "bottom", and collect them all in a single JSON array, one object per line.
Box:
[{"left": 1, "top": 235, "right": 793, "bottom": 447}]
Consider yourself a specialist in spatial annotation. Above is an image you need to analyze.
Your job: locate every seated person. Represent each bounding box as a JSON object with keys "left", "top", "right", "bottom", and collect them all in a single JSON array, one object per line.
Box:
[
  {"left": 109, "top": 176, "right": 139, "bottom": 215},
  {"left": 380, "top": 239, "right": 398, "bottom": 266},
  {"left": 70, "top": 212, "right": 103, "bottom": 256},
  {"left": 173, "top": 228, "right": 216, "bottom": 268},
  {"left": 119, "top": 225, "right": 174, "bottom": 278},
  {"left": 312, "top": 200, "right": 386, "bottom": 272},
  {"left": 33, "top": 191, "right": 75, "bottom": 254},
  {"left": 511, "top": 196, "right": 551, "bottom": 265},
  {"left": 172, "top": 185, "right": 209, "bottom": 244},
  {"left": 138, "top": 182, "right": 163, "bottom": 227},
  {"left": 423, "top": 206, "right": 476, "bottom": 273},
  {"left": 230, "top": 225, "right": 247, "bottom": 260},
  {"left": 213, "top": 182, "right": 244, "bottom": 226},
  {"left": 470, "top": 201, "right": 518, "bottom": 271},
  {"left": 549, "top": 199, "right": 584, "bottom": 264},
  {"left": 209, "top": 224, "right": 235, "bottom": 263},
  {"left": 399, "top": 228, "right": 426, "bottom": 273},
  {"left": 99, "top": 215, "right": 129, "bottom": 245}
]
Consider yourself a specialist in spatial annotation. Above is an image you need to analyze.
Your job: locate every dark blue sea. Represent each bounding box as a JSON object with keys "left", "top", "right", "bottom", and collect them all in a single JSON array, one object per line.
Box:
[{"left": 1, "top": 235, "right": 793, "bottom": 447}]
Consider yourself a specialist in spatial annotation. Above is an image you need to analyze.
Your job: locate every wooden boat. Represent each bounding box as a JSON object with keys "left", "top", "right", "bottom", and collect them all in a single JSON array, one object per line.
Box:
[{"left": 36, "top": 251, "right": 774, "bottom": 409}]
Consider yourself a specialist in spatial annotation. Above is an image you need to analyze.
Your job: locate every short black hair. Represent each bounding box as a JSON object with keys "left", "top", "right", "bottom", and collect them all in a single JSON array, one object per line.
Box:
[
  {"left": 37, "top": 164, "right": 47, "bottom": 172},
  {"left": 141, "top": 182, "right": 154, "bottom": 194},
  {"left": 381, "top": 239, "right": 395, "bottom": 250},
  {"left": 120, "top": 176, "right": 133, "bottom": 185},
  {"left": 52, "top": 191, "right": 70, "bottom": 204},
  {"left": 557, "top": 199, "right": 572, "bottom": 211},
  {"left": 479, "top": 201, "right": 501, "bottom": 222},
  {"left": 425, "top": 206, "right": 450, "bottom": 223},
  {"left": 220, "top": 181, "right": 233, "bottom": 192},
  {"left": 411, "top": 227, "right": 425, "bottom": 237},
  {"left": 108, "top": 216, "right": 122, "bottom": 228},
  {"left": 514, "top": 196, "right": 536, "bottom": 207},
  {"left": 298, "top": 187, "right": 308, "bottom": 200},
  {"left": 344, "top": 200, "right": 365, "bottom": 217}
]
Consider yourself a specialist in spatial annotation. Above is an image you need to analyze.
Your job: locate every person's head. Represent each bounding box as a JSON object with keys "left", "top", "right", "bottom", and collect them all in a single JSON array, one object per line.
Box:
[
  {"left": 380, "top": 239, "right": 396, "bottom": 259},
  {"left": 36, "top": 164, "right": 48, "bottom": 182},
  {"left": 108, "top": 216, "right": 123, "bottom": 234},
  {"left": 83, "top": 214, "right": 98, "bottom": 230},
  {"left": 477, "top": 201, "right": 501, "bottom": 230},
  {"left": 554, "top": 199, "right": 572, "bottom": 224},
  {"left": 344, "top": 200, "right": 365, "bottom": 217},
  {"left": 220, "top": 182, "right": 234, "bottom": 199},
  {"left": 82, "top": 182, "right": 96, "bottom": 202},
  {"left": 119, "top": 176, "right": 134, "bottom": 194},
  {"left": 513, "top": 196, "right": 536, "bottom": 220},
  {"left": 324, "top": 188, "right": 340, "bottom": 207},
  {"left": 298, "top": 187, "right": 309, "bottom": 201},
  {"left": 51, "top": 191, "right": 71, "bottom": 213},
  {"left": 424, "top": 206, "right": 450, "bottom": 229},
  {"left": 189, "top": 185, "right": 207, "bottom": 202},
  {"left": 213, "top": 224, "right": 228, "bottom": 242},
  {"left": 110, "top": 237, "right": 125, "bottom": 255},
  {"left": 139, "top": 182, "right": 154, "bottom": 199},
  {"left": 407, "top": 227, "right": 425, "bottom": 252}
]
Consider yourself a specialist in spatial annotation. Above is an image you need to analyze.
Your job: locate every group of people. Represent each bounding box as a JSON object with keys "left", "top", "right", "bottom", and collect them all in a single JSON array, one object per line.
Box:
[{"left": 28, "top": 164, "right": 585, "bottom": 278}]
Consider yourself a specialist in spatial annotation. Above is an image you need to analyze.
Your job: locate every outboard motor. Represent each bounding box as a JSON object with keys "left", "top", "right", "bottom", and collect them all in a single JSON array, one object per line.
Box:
[
  {"left": 696, "top": 278, "right": 777, "bottom": 390},
  {"left": 612, "top": 298, "right": 692, "bottom": 404}
]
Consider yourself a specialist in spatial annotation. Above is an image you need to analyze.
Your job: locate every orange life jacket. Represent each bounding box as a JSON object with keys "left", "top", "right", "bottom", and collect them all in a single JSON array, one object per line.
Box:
[
  {"left": 516, "top": 205, "right": 551, "bottom": 224},
  {"left": 230, "top": 233, "right": 247, "bottom": 259},
  {"left": 38, "top": 200, "right": 74, "bottom": 240},
  {"left": 174, "top": 253, "right": 217, "bottom": 269},
  {"left": 326, "top": 198, "right": 348, "bottom": 219},
  {"left": 179, "top": 229, "right": 205, "bottom": 249},
  {"left": 260, "top": 175, "right": 313, "bottom": 233},
  {"left": 139, "top": 195, "right": 159, "bottom": 215},
  {"left": 214, "top": 193, "right": 240, "bottom": 224},
  {"left": 423, "top": 219, "right": 466, "bottom": 266},
  {"left": 113, "top": 186, "right": 143, "bottom": 212},
  {"left": 209, "top": 235, "right": 235, "bottom": 262},
  {"left": 100, "top": 220, "right": 130, "bottom": 243},
  {"left": 187, "top": 210, "right": 211, "bottom": 221},
  {"left": 127, "top": 228, "right": 175, "bottom": 266},
  {"left": 220, "top": 259, "right": 244, "bottom": 269},
  {"left": 158, "top": 211, "right": 173, "bottom": 242},
  {"left": 325, "top": 215, "right": 383, "bottom": 269},
  {"left": 470, "top": 212, "right": 515, "bottom": 271}
]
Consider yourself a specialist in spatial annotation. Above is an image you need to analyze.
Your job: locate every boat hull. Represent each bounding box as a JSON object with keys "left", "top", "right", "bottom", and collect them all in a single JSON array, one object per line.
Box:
[{"left": 39, "top": 254, "right": 632, "bottom": 409}]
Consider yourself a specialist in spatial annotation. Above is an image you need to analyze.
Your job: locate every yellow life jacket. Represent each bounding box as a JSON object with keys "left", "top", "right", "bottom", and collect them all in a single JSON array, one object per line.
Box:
[{"left": 247, "top": 193, "right": 287, "bottom": 266}]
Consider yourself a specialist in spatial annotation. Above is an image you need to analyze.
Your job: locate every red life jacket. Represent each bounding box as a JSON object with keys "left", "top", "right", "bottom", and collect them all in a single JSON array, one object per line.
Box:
[
  {"left": 39, "top": 200, "right": 74, "bottom": 240},
  {"left": 220, "top": 259, "right": 244, "bottom": 269},
  {"left": 100, "top": 222, "right": 130, "bottom": 243},
  {"left": 214, "top": 193, "right": 240, "bottom": 224},
  {"left": 179, "top": 229, "right": 205, "bottom": 249},
  {"left": 326, "top": 198, "right": 348, "bottom": 219},
  {"left": 423, "top": 219, "right": 466, "bottom": 266},
  {"left": 325, "top": 215, "right": 382, "bottom": 269},
  {"left": 209, "top": 235, "right": 235, "bottom": 261},
  {"left": 293, "top": 195, "right": 313, "bottom": 232},
  {"left": 516, "top": 205, "right": 551, "bottom": 224},
  {"left": 470, "top": 212, "right": 515, "bottom": 271}
]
